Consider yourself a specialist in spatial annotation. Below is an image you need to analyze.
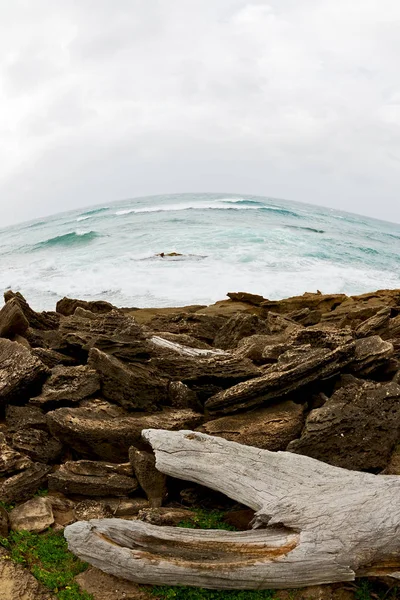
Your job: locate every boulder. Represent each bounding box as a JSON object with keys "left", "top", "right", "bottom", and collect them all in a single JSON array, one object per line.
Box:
[
  {"left": 11, "top": 429, "right": 63, "bottom": 464},
  {"left": 0, "top": 463, "right": 51, "bottom": 504},
  {"left": 129, "top": 448, "right": 167, "bottom": 507},
  {"left": 168, "top": 380, "right": 200, "bottom": 409},
  {"left": 213, "top": 313, "right": 271, "bottom": 349},
  {"left": 137, "top": 506, "right": 196, "bottom": 527},
  {"left": 0, "top": 433, "right": 32, "bottom": 475},
  {"left": 29, "top": 365, "right": 100, "bottom": 409},
  {"left": 73, "top": 499, "right": 114, "bottom": 521},
  {"left": 234, "top": 334, "right": 281, "bottom": 364},
  {"left": 261, "top": 292, "right": 347, "bottom": 315},
  {"left": 354, "top": 307, "right": 391, "bottom": 338},
  {"left": 48, "top": 460, "right": 138, "bottom": 497},
  {"left": 0, "top": 338, "right": 49, "bottom": 406},
  {"left": 287, "top": 380, "right": 400, "bottom": 472},
  {"left": 0, "top": 547, "right": 56, "bottom": 600},
  {"left": 47, "top": 404, "right": 203, "bottom": 462},
  {"left": 350, "top": 335, "right": 394, "bottom": 376},
  {"left": 286, "top": 308, "right": 322, "bottom": 326},
  {"left": 227, "top": 291, "right": 266, "bottom": 305},
  {"left": 56, "top": 296, "right": 115, "bottom": 316},
  {"left": 31, "top": 348, "right": 77, "bottom": 368},
  {"left": 205, "top": 341, "right": 356, "bottom": 415},
  {"left": 0, "top": 298, "right": 29, "bottom": 339},
  {"left": 9, "top": 497, "right": 54, "bottom": 533},
  {"left": 4, "top": 291, "right": 59, "bottom": 330},
  {"left": 46, "top": 492, "right": 76, "bottom": 528},
  {"left": 5, "top": 405, "right": 47, "bottom": 432},
  {"left": 147, "top": 312, "right": 228, "bottom": 344},
  {"left": 198, "top": 401, "right": 305, "bottom": 450}
]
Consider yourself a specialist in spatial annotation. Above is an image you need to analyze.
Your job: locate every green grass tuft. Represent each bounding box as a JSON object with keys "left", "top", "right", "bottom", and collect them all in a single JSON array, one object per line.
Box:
[
  {"left": 177, "top": 509, "right": 237, "bottom": 531},
  {"left": 151, "top": 587, "right": 276, "bottom": 599}
]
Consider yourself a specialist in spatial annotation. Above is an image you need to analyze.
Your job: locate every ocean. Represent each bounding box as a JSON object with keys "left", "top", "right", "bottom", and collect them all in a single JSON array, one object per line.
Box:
[{"left": 1, "top": 193, "right": 400, "bottom": 312}]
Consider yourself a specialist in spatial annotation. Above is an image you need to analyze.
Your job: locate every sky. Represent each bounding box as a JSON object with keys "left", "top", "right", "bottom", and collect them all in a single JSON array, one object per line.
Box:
[{"left": 1, "top": 0, "right": 400, "bottom": 226}]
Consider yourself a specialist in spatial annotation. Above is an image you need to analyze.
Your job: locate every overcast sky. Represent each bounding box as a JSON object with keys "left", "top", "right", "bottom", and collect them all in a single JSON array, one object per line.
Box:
[{"left": 1, "top": 0, "right": 400, "bottom": 226}]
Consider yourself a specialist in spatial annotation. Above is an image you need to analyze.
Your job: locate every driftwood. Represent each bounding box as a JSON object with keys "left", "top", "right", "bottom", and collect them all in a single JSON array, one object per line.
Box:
[{"left": 64, "top": 430, "right": 400, "bottom": 589}]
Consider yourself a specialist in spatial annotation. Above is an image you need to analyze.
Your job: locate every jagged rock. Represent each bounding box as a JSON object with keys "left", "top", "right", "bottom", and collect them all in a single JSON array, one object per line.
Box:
[
  {"left": 5, "top": 405, "right": 47, "bottom": 432},
  {"left": 74, "top": 499, "right": 114, "bottom": 521},
  {"left": 213, "top": 313, "right": 271, "bottom": 349},
  {"left": 234, "top": 334, "right": 280, "bottom": 364},
  {"left": 9, "top": 497, "right": 54, "bottom": 533},
  {"left": 49, "top": 460, "right": 138, "bottom": 497},
  {"left": 137, "top": 506, "right": 196, "bottom": 527},
  {"left": 147, "top": 312, "right": 228, "bottom": 344},
  {"left": 129, "top": 448, "right": 167, "bottom": 507},
  {"left": 286, "top": 308, "right": 322, "bottom": 326},
  {"left": 0, "top": 505, "right": 9, "bottom": 537},
  {"left": 287, "top": 380, "right": 400, "bottom": 471},
  {"left": 56, "top": 297, "right": 115, "bottom": 316},
  {"left": 0, "top": 463, "right": 52, "bottom": 503},
  {"left": 47, "top": 404, "right": 203, "bottom": 462},
  {"left": 227, "top": 291, "right": 266, "bottom": 305},
  {"left": 30, "top": 365, "right": 100, "bottom": 409},
  {"left": 4, "top": 290, "right": 59, "bottom": 330},
  {"left": 75, "top": 566, "right": 153, "bottom": 600},
  {"left": 46, "top": 492, "right": 76, "bottom": 528},
  {"left": 152, "top": 332, "right": 212, "bottom": 349},
  {"left": 198, "top": 401, "right": 305, "bottom": 450},
  {"left": 0, "top": 547, "right": 56, "bottom": 600},
  {"left": 350, "top": 335, "right": 394, "bottom": 376},
  {"left": 168, "top": 380, "right": 200, "bottom": 409},
  {"left": 206, "top": 341, "right": 356, "bottom": 415},
  {"left": 88, "top": 348, "right": 168, "bottom": 411},
  {"left": 31, "top": 348, "right": 77, "bottom": 368},
  {"left": 11, "top": 429, "right": 63, "bottom": 464},
  {"left": 0, "top": 433, "right": 32, "bottom": 475},
  {"left": 112, "top": 497, "right": 150, "bottom": 516},
  {"left": 0, "top": 298, "right": 29, "bottom": 339},
  {"left": 385, "top": 314, "right": 400, "bottom": 339},
  {"left": 261, "top": 292, "right": 347, "bottom": 315},
  {"left": 354, "top": 307, "right": 391, "bottom": 338},
  {"left": 0, "top": 339, "right": 49, "bottom": 406}
]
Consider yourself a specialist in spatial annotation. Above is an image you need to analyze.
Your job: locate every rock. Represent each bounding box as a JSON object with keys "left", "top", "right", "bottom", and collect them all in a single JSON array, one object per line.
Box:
[
  {"left": 29, "top": 365, "right": 100, "bottom": 409},
  {"left": 9, "top": 497, "right": 54, "bottom": 533},
  {"left": 168, "top": 380, "right": 200, "bottom": 409},
  {"left": 137, "top": 506, "right": 195, "bottom": 527},
  {"left": 73, "top": 499, "right": 114, "bottom": 521},
  {"left": 234, "top": 334, "right": 279, "bottom": 364},
  {"left": 198, "top": 401, "right": 305, "bottom": 450},
  {"left": 48, "top": 460, "right": 138, "bottom": 497},
  {"left": 0, "top": 338, "right": 49, "bottom": 406},
  {"left": 0, "top": 433, "right": 32, "bottom": 475},
  {"left": 286, "top": 308, "right": 322, "bottom": 326},
  {"left": 46, "top": 492, "right": 76, "bottom": 528},
  {"left": 11, "top": 429, "right": 63, "bottom": 464},
  {"left": 350, "top": 335, "right": 394, "bottom": 376},
  {"left": 213, "top": 313, "right": 271, "bottom": 349},
  {"left": 5, "top": 405, "right": 47, "bottom": 433},
  {"left": 88, "top": 348, "right": 168, "bottom": 411},
  {"left": 0, "top": 298, "right": 29, "bottom": 339},
  {"left": 129, "top": 448, "right": 167, "bottom": 507},
  {"left": 287, "top": 380, "right": 400, "bottom": 472},
  {"left": 31, "top": 348, "right": 77, "bottom": 368},
  {"left": 47, "top": 404, "right": 203, "bottom": 462},
  {"left": 4, "top": 291, "right": 59, "bottom": 330},
  {"left": 275, "top": 585, "right": 355, "bottom": 600},
  {"left": 205, "top": 341, "right": 356, "bottom": 415},
  {"left": 75, "top": 566, "right": 153, "bottom": 600},
  {"left": 0, "top": 463, "right": 52, "bottom": 504},
  {"left": 355, "top": 307, "right": 391, "bottom": 338},
  {"left": 56, "top": 297, "right": 115, "bottom": 316},
  {"left": 0, "top": 505, "right": 9, "bottom": 537},
  {"left": 153, "top": 332, "right": 213, "bottom": 349},
  {"left": 261, "top": 292, "right": 347, "bottom": 315},
  {"left": 382, "top": 446, "right": 400, "bottom": 475},
  {"left": 113, "top": 497, "right": 150, "bottom": 516},
  {"left": 223, "top": 508, "right": 255, "bottom": 530},
  {"left": 148, "top": 312, "right": 228, "bottom": 344},
  {"left": 0, "top": 547, "right": 56, "bottom": 600},
  {"left": 227, "top": 291, "right": 266, "bottom": 305}
]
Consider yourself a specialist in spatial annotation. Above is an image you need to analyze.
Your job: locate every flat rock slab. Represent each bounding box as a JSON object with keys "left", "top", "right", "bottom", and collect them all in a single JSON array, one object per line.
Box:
[
  {"left": 0, "top": 432, "right": 32, "bottom": 476},
  {"left": 0, "top": 547, "right": 56, "bottom": 600},
  {"left": 0, "top": 463, "right": 52, "bottom": 504},
  {"left": 29, "top": 365, "right": 100, "bottom": 409},
  {"left": 9, "top": 497, "right": 54, "bottom": 533}
]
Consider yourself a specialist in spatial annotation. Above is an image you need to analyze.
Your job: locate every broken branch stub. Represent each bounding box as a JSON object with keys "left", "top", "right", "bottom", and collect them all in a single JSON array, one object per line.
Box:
[{"left": 64, "top": 430, "right": 400, "bottom": 589}]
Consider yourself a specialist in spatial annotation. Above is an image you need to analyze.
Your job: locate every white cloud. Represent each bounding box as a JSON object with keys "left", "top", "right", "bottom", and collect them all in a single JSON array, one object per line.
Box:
[{"left": 0, "top": 0, "right": 400, "bottom": 225}]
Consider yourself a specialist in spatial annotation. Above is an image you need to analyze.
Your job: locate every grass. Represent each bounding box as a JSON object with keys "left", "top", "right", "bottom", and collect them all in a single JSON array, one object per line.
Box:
[
  {"left": 0, "top": 529, "right": 93, "bottom": 600},
  {"left": 176, "top": 508, "right": 237, "bottom": 531},
  {"left": 151, "top": 587, "right": 276, "bottom": 599}
]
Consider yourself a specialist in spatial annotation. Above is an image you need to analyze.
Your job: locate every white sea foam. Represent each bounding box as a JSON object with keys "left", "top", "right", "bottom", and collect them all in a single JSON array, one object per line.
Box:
[{"left": 76, "top": 215, "right": 91, "bottom": 222}]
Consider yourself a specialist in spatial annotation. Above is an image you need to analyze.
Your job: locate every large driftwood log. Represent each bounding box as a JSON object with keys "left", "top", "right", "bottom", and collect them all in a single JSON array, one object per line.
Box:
[{"left": 64, "top": 430, "right": 400, "bottom": 589}]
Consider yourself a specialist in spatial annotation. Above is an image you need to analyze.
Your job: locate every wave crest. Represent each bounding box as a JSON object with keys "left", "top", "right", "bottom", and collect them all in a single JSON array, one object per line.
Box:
[{"left": 33, "top": 230, "right": 100, "bottom": 250}]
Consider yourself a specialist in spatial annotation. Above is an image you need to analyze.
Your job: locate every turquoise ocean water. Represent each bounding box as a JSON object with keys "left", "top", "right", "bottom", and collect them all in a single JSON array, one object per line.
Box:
[{"left": 1, "top": 193, "right": 400, "bottom": 311}]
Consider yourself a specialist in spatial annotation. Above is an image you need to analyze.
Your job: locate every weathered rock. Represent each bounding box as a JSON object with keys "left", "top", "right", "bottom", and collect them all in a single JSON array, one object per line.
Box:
[
  {"left": 48, "top": 460, "right": 138, "bottom": 497},
  {"left": 88, "top": 348, "right": 168, "bottom": 411},
  {"left": 47, "top": 404, "right": 203, "bottom": 462},
  {"left": 168, "top": 380, "right": 200, "bottom": 409},
  {"left": 46, "top": 493, "right": 76, "bottom": 528},
  {"left": 213, "top": 313, "right": 271, "bottom": 349},
  {"left": 350, "top": 335, "right": 394, "bottom": 376},
  {"left": 129, "top": 448, "right": 167, "bottom": 507},
  {"left": 286, "top": 308, "right": 322, "bottom": 326},
  {"left": 31, "top": 348, "right": 78, "bottom": 368},
  {"left": 5, "top": 405, "right": 47, "bottom": 432},
  {"left": 0, "top": 433, "right": 32, "bottom": 475},
  {"left": 0, "top": 298, "right": 29, "bottom": 339},
  {"left": 151, "top": 331, "right": 213, "bottom": 350},
  {"left": 73, "top": 499, "right": 114, "bottom": 521},
  {"left": 0, "top": 463, "right": 52, "bottom": 504},
  {"left": 275, "top": 585, "right": 355, "bottom": 600},
  {"left": 206, "top": 341, "right": 356, "bottom": 415},
  {"left": 137, "top": 506, "right": 196, "bottom": 527},
  {"left": 227, "top": 291, "right": 266, "bottom": 305},
  {"left": 75, "top": 566, "right": 153, "bottom": 600},
  {"left": 9, "top": 497, "right": 54, "bottom": 533},
  {"left": 0, "top": 505, "right": 9, "bottom": 537},
  {"left": 56, "top": 296, "right": 115, "bottom": 316},
  {"left": 30, "top": 365, "right": 100, "bottom": 409},
  {"left": 355, "top": 307, "right": 391, "bottom": 338},
  {"left": 0, "top": 338, "right": 49, "bottom": 406},
  {"left": 0, "top": 547, "right": 56, "bottom": 600},
  {"left": 198, "top": 401, "right": 305, "bottom": 450},
  {"left": 4, "top": 291, "right": 59, "bottom": 330},
  {"left": 147, "top": 312, "right": 228, "bottom": 344},
  {"left": 261, "top": 292, "right": 347, "bottom": 315},
  {"left": 11, "top": 429, "right": 63, "bottom": 464},
  {"left": 113, "top": 497, "right": 150, "bottom": 516},
  {"left": 288, "top": 380, "right": 400, "bottom": 471},
  {"left": 234, "top": 334, "right": 280, "bottom": 364}
]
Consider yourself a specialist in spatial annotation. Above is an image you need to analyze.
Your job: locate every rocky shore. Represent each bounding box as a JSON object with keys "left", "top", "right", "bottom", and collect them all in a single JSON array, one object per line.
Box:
[{"left": 1, "top": 288, "right": 400, "bottom": 599}]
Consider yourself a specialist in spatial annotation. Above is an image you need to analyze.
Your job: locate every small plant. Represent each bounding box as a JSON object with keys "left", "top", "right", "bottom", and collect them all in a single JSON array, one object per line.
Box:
[
  {"left": 151, "top": 587, "right": 276, "bottom": 599},
  {"left": 177, "top": 509, "right": 237, "bottom": 531},
  {"left": 34, "top": 488, "right": 49, "bottom": 497},
  {"left": 0, "top": 499, "right": 15, "bottom": 512}
]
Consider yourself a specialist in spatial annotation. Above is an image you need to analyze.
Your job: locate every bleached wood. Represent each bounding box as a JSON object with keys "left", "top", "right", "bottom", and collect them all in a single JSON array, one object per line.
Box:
[
  {"left": 150, "top": 336, "right": 226, "bottom": 357},
  {"left": 65, "top": 430, "right": 400, "bottom": 589}
]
